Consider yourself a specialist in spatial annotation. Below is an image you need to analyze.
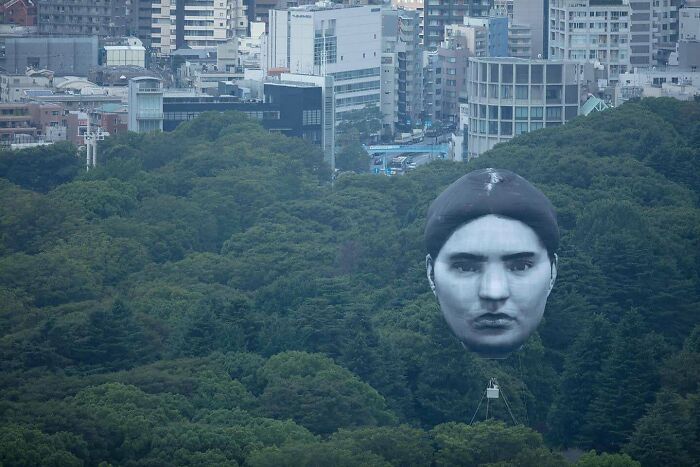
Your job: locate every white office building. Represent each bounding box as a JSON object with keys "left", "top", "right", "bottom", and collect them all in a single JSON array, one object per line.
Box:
[
  {"left": 549, "top": 0, "right": 631, "bottom": 86},
  {"left": 267, "top": 4, "right": 382, "bottom": 115},
  {"left": 466, "top": 57, "right": 586, "bottom": 158},
  {"left": 128, "top": 77, "right": 164, "bottom": 133},
  {"left": 151, "top": 0, "right": 248, "bottom": 57}
]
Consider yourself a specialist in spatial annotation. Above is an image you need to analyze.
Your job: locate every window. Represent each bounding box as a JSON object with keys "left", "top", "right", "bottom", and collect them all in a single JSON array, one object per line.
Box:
[
  {"left": 530, "top": 106, "right": 543, "bottom": 119},
  {"left": 331, "top": 68, "right": 380, "bottom": 81},
  {"left": 488, "top": 121, "right": 498, "bottom": 135},
  {"left": 546, "top": 64, "right": 562, "bottom": 82},
  {"left": 314, "top": 35, "right": 337, "bottom": 65},
  {"left": 515, "top": 85, "right": 528, "bottom": 99},
  {"left": 500, "top": 121, "right": 512, "bottom": 135},
  {"left": 488, "top": 105, "right": 498, "bottom": 119},
  {"left": 500, "top": 106, "right": 513, "bottom": 119},
  {"left": 546, "top": 85, "right": 562, "bottom": 103},
  {"left": 501, "top": 85, "right": 512, "bottom": 98},
  {"left": 515, "top": 106, "right": 528, "bottom": 120},
  {"left": 531, "top": 64, "right": 543, "bottom": 84},
  {"left": 515, "top": 122, "right": 528, "bottom": 134},
  {"left": 335, "top": 80, "right": 380, "bottom": 94},
  {"left": 546, "top": 106, "right": 562, "bottom": 120},
  {"left": 501, "top": 64, "right": 513, "bottom": 83},
  {"left": 335, "top": 93, "right": 380, "bottom": 107},
  {"left": 303, "top": 109, "right": 321, "bottom": 125}
]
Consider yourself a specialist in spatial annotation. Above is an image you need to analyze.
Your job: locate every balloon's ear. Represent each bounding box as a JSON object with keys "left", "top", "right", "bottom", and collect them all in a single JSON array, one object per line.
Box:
[
  {"left": 548, "top": 253, "right": 558, "bottom": 296},
  {"left": 426, "top": 254, "right": 436, "bottom": 296}
]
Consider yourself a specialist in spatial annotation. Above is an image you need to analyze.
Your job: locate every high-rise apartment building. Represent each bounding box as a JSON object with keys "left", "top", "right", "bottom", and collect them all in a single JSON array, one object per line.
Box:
[
  {"left": 391, "top": 0, "right": 424, "bottom": 42},
  {"left": 151, "top": 0, "right": 247, "bottom": 57},
  {"left": 679, "top": 0, "right": 700, "bottom": 68},
  {"left": 128, "top": 0, "right": 154, "bottom": 48},
  {"left": 267, "top": 4, "right": 382, "bottom": 115},
  {"left": 513, "top": 0, "right": 548, "bottom": 58},
  {"left": 549, "top": 0, "right": 631, "bottom": 85},
  {"left": 629, "top": 0, "right": 652, "bottom": 66},
  {"left": 493, "top": 0, "right": 513, "bottom": 20},
  {"left": 652, "top": 0, "right": 681, "bottom": 64},
  {"left": 36, "top": 0, "right": 130, "bottom": 37},
  {"left": 458, "top": 16, "right": 509, "bottom": 57},
  {"left": 509, "top": 23, "right": 533, "bottom": 58},
  {"left": 381, "top": 8, "right": 423, "bottom": 133},
  {"left": 424, "top": 0, "right": 491, "bottom": 50}
]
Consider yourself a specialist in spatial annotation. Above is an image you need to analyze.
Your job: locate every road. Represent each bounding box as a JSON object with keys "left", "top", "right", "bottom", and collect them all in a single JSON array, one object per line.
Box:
[{"left": 367, "top": 136, "right": 450, "bottom": 173}]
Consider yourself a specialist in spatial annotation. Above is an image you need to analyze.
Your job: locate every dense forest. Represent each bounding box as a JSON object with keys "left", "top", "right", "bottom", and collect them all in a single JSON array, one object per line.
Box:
[{"left": 0, "top": 98, "right": 699, "bottom": 466}]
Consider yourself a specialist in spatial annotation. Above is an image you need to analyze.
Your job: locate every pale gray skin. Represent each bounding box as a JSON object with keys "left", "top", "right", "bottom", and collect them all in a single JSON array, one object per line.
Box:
[{"left": 426, "top": 214, "right": 557, "bottom": 359}]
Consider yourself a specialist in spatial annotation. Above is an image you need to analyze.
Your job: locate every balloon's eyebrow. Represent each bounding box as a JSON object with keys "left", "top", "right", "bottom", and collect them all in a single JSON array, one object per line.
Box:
[
  {"left": 447, "top": 252, "right": 536, "bottom": 262},
  {"left": 447, "top": 253, "right": 486, "bottom": 262},
  {"left": 502, "top": 252, "right": 536, "bottom": 261}
]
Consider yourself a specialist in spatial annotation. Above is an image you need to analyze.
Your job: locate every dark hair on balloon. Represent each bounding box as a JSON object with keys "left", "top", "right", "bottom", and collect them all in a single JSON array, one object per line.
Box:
[{"left": 425, "top": 168, "right": 559, "bottom": 262}]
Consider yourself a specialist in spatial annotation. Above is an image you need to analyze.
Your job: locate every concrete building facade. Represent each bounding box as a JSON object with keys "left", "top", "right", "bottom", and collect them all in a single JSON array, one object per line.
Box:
[
  {"left": 4, "top": 36, "right": 99, "bottom": 76},
  {"left": 549, "top": 0, "right": 631, "bottom": 86},
  {"left": 267, "top": 4, "right": 382, "bottom": 115},
  {"left": 652, "top": 0, "right": 681, "bottom": 64},
  {"left": 128, "top": 76, "right": 163, "bottom": 132},
  {"left": 381, "top": 8, "right": 423, "bottom": 133},
  {"left": 36, "top": 0, "right": 129, "bottom": 37},
  {"left": 0, "top": 0, "right": 36, "bottom": 26},
  {"left": 513, "top": 0, "right": 548, "bottom": 58},
  {"left": 509, "top": 23, "right": 533, "bottom": 58},
  {"left": 466, "top": 57, "right": 584, "bottom": 158},
  {"left": 629, "top": 0, "right": 653, "bottom": 66},
  {"left": 391, "top": 0, "right": 424, "bottom": 41},
  {"left": 151, "top": 0, "right": 247, "bottom": 57},
  {"left": 615, "top": 66, "right": 700, "bottom": 103},
  {"left": 446, "top": 15, "right": 509, "bottom": 58},
  {"left": 0, "top": 102, "right": 38, "bottom": 145},
  {"left": 424, "top": 0, "right": 491, "bottom": 50}
]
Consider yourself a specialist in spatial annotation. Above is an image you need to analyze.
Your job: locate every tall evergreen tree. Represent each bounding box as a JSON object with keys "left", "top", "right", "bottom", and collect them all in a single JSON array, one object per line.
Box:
[
  {"left": 548, "top": 314, "right": 613, "bottom": 446},
  {"left": 624, "top": 390, "right": 696, "bottom": 467},
  {"left": 581, "top": 310, "right": 667, "bottom": 451}
]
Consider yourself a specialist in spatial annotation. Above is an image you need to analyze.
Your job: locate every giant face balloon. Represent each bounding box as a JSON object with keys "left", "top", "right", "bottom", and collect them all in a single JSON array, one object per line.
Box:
[{"left": 425, "top": 169, "right": 558, "bottom": 359}]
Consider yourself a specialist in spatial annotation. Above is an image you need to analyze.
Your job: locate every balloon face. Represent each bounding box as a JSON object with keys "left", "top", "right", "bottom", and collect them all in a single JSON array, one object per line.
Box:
[{"left": 427, "top": 215, "right": 556, "bottom": 359}]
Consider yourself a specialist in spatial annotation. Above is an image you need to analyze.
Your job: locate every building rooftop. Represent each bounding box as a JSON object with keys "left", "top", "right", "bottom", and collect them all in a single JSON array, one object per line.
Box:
[
  {"left": 468, "top": 56, "right": 579, "bottom": 64},
  {"left": 104, "top": 45, "right": 145, "bottom": 52},
  {"left": 289, "top": 3, "right": 375, "bottom": 12}
]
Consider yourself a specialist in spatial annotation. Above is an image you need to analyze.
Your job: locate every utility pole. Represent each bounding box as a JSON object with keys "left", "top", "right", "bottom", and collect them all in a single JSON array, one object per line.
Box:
[{"left": 84, "top": 117, "right": 106, "bottom": 170}]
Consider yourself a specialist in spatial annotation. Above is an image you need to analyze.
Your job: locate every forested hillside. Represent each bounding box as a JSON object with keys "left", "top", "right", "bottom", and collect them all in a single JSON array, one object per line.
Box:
[{"left": 1, "top": 99, "right": 698, "bottom": 466}]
